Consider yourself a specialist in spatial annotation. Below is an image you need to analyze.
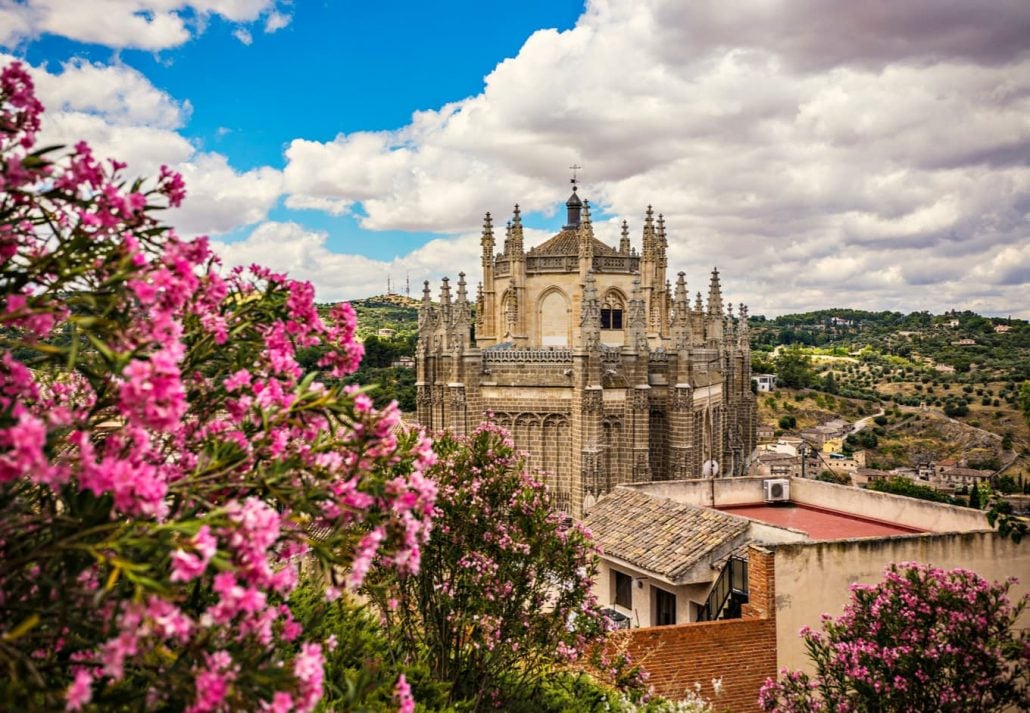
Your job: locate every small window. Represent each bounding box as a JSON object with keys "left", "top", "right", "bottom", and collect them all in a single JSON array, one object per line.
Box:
[
  {"left": 600, "top": 308, "right": 623, "bottom": 330},
  {"left": 654, "top": 586, "right": 676, "bottom": 626},
  {"left": 614, "top": 570, "right": 632, "bottom": 609}
]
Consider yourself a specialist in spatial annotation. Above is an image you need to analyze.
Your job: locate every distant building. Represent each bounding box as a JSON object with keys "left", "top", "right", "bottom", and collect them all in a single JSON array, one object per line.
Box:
[
  {"left": 950, "top": 338, "right": 977, "bottom": 346},
  {"left": 376, "top": 327, "right": 397, "bottom": 339},
  {"left": 994, "top": 324, "right": 1011, "bottom": 333},
  {"left": 752, "top": 373, "right": 776, "bottom": 392},
  {"left": 756, "top": 424, "right": 775, "bottom": 441},
  {"left": 390, "top": 356, "right": 415, "bottom": 369}
]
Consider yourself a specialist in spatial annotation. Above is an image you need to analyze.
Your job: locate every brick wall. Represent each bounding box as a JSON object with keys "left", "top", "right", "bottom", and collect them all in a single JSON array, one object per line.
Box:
[{"left": 611, "top": 548, "right": 776, "bottom": 713}]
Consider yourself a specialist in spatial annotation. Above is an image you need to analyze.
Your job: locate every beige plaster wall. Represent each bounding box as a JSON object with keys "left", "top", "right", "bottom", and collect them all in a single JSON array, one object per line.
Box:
[
  {"left": 789, "top": 478, "right": 990, "bottom": 532},
  {"left": 771, "top": 532, "right": 1030, "bottom": 673}
]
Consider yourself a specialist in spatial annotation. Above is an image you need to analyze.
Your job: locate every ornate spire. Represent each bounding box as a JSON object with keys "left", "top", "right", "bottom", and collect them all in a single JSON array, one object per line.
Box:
[
  {"left": 695, "top": 291, "right": 704, "bottom": 313},
  {"left": 579, "top": 201, "right": 595, "bottom": 260},
  {"left": 642, "top": 205, "right": 656, "bottom": 260},
  {"left": 707, "top": 267, "right": 723, "bottom": 316},
  {"left": 509, "top": 204, "right": 524, "bottom": 256},
  {"left": 439, "top": 276, "right": 452, "bottom": 306},
  {"left": 674, "top": 271, "right": 688, "bottom": 307},
  {"left": 656, "top": 213, "right": 668, "bottom": 268},
  {"left": 418, "top": 279, "right": 434, "bottom": 334},
  {"left": 672, "top": 272, "right": 689, "bottom": 350},
  {"left": 481, "top": 212, "right": 494, "bottom": 261},
  {"left": 456, "top": 272, "right": 468, "bottom": 304},
  {"left": 619, "top": 220, "right": 630, "bottom": 254}
]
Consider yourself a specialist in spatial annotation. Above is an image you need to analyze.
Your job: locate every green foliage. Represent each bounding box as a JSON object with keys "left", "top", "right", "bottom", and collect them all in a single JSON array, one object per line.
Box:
[
  {"left": 773, "top": 345, "right": 815, "bottom": 389},
  {"left": 778, "top": 415, "right": 797, "bottom": 430},
  {"left": 1019, "top": 381, "right": 1030, "bottom": 427},
  {"left": 968, "top": 483, "right": 981, "bottom": 509},
  {"left": 284, "top": 578, "right": 453, "bottom": 712},
  {"left": 995, "top": 474, "right": 1019, "bottom": 495},
  {"left": 365, "top": 424, "right": 639, "bottom": 711},
  {"left": 868, "top": 477, "right": 953, "bottom": 504}
]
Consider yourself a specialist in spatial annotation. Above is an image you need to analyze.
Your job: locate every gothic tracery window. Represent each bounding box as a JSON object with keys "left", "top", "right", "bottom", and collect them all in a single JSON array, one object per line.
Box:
[{"left": 601, "top": 291, "right": 624, "bottom": 330}]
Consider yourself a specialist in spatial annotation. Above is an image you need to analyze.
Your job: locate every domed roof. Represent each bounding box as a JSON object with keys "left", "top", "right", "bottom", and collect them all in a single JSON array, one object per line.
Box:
[{"left": 528, "top": 228, "right": 619, "bottom": 257}]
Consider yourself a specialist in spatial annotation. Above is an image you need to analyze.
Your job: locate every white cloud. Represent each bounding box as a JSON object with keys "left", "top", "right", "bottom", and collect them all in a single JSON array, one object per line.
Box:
[
  {"left": 6, "top": 54, "right": 283, "bottom": 237},
  {"left": 211, "top": 222, "right": 483, "bottom": 302},
  {"left": 0, "top": 0, "right": 287, "bottom": 50},
  {"left": 264, "top": 9, "right": 290, "bottom": 33},
  {"left": 279, "top": 0, "right": 1030, "bottom": 317},
  {"left": 233, "top": 28, "right": 253, "bottom": 45}
]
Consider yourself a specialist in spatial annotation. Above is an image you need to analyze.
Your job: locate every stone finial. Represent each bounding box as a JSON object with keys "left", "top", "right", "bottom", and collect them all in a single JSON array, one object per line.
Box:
[
  {"left": 509, "top": 204, "right": 524, "bottom": 256},
  {"left": 642, "top": 205, "right": 656, "bottom": 260},
  {"left": 675, "top": 271, "right": 688, "bottom": 305},
  {"left": 619, "top": 219, "right": 630, "bottom": 254},
  {"left": 421, "top": 280, "right": 432, "bottom": 305},
  {"left": 481, "top": 212, "right": 494, "bottom": 256},
  {"left": 695, "top": 291, "right": 704, "bottom": 312},
  {"left": 707, "top": 267, "right": 723, "bottom": 316},
  {"left": 456, "top": 272, "right": 468, "bottom": 303},
  {"left": 439, "top": 276, "right": 452, "bottom": 305}
]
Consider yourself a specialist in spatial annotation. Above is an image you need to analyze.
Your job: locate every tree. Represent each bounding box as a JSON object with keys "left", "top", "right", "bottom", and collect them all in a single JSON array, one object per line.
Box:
[
  {"left": 773, "top": 345, "right": 814, "bottom": 389},
  {"left": 1020, "top": 381, "right": 1030, "bottom": 427},
  {"left": 759, "top": 562, "right": 1029, "bottom": 712},
  {"left": 968, "top": 483, "right": 981, "bottom": 509},
  {"left": 868, "top": 477, "right": 952, "bottom": 504},
  {"left": 0, "top": 63, "right": 437, "bottom": 711},
  {"left": 778, "top": 415, "right": 797, "bottom": 430},
  {"left": 366, "top": 424, "right": 638, "bottom": 710}
]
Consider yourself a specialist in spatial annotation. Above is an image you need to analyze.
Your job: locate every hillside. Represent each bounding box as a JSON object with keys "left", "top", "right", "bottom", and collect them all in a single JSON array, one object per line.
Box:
[{"left": 750, "top": 309, "right": 1029, "bottom": 487}]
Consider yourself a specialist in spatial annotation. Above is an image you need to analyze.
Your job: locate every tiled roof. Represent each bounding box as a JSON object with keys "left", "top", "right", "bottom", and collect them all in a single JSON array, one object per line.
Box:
[
  {"left": 585, "top": 490, "right": 749, "bottom": 583},
  {"left": 528, "top": 228, "right": 619, "bottom": 257}
]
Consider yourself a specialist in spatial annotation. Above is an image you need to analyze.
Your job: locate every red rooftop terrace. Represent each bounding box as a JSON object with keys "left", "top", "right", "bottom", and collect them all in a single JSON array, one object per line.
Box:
[{"left": 716, "top": 503, "right": 924, "bottom": 540}]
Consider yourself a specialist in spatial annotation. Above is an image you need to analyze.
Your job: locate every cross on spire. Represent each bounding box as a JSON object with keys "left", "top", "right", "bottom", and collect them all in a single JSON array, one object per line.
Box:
[{"left": 569, "top": 163, "right": 582, "bottom": 187}]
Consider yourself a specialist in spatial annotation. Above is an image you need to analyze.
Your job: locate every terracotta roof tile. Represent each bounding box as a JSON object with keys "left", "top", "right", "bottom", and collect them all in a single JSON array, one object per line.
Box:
[
  {"left": 584, "top": 490, "right": 749, "bottom": 583},
  {"left": 528, "top": 228, "right": 619, "bottom": 257}
]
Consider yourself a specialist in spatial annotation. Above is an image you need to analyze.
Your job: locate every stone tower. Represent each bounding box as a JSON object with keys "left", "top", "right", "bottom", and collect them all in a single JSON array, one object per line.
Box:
[{"left": 416, "top": 181, "right": 756, "bottom": 516}]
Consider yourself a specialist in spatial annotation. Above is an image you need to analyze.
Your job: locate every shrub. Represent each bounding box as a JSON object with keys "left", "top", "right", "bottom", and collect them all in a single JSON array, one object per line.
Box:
[
  {"left": 0, "top": 62, "right": 437, "bottom": 711},
  {"left": 365, "top": 424, "right": 640, "bottom": 710},
  {"left": 760, "top": 562, "right": 1029, "bottom": 712}
]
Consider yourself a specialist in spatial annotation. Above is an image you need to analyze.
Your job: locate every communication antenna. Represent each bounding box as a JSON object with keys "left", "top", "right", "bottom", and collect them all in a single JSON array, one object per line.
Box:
[
  {"left": 387, "top": 275, "right": 392, "bottom": 295},
  {"left": 406, "top": 272, "right": 410, "bottom": 297}
]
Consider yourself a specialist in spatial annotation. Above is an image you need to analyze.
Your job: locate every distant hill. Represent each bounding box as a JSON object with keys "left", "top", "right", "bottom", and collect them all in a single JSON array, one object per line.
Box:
[{"left": 340, "top": 295, "right": 420, "bottom": 341}]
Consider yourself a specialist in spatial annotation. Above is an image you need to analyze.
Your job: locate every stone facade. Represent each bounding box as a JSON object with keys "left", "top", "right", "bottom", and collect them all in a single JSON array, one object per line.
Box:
[{"left": 416, "top": 183, "right": 757, "bottom": 516}]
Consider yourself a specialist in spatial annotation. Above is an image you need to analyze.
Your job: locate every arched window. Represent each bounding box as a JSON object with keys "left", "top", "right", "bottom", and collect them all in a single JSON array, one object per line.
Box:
[{"left": 601, "top": 291, "right": 625, "bottom": 330}]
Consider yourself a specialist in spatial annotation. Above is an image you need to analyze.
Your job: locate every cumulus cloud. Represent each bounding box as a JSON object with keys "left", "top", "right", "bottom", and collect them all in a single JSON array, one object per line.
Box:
[
  {"left": 280, "top": 0, "right": 1030, "bottom": 317},
  {"left": 0, "top": 0, "right": 288, "bottom": 50},
  {"left": 7, "top": 55, "right": 283, "bottom": 236},
  {"left": 211, "top": 222, "right": 482, "bottom": 302}
]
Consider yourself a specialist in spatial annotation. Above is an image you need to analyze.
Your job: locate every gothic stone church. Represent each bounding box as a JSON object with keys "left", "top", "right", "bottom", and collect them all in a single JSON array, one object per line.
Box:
[{"left": 416, "top": 184, "right": 756, "bottom": 517}]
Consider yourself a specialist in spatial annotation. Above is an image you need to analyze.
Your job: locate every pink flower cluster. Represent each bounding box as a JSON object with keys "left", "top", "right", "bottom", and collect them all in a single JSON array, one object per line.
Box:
[
  {"left": 0, "top": 61, "right": 437, "bottom": 712},
  {"left": 759, "top": 562, "right": 1028, "bottom": 712}
]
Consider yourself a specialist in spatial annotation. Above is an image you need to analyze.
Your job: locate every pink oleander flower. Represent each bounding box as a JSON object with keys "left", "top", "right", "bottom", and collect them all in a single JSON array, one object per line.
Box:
[
  {"left": 394, "top": 673, "right": 415, "bottom": 713},
  {"left": 65, "top": 669, "right": 93, "bottom": 711}
]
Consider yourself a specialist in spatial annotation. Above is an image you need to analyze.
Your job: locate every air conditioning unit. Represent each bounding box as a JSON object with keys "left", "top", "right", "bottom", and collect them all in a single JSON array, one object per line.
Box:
[{"left": 763, "top": 478, "right": 790, "bottom": 502}]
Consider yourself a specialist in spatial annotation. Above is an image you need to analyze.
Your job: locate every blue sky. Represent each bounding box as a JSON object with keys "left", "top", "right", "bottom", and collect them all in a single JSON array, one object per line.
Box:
[{"left": 2, "top": 1, "right": 1029, "bottom": 316}]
